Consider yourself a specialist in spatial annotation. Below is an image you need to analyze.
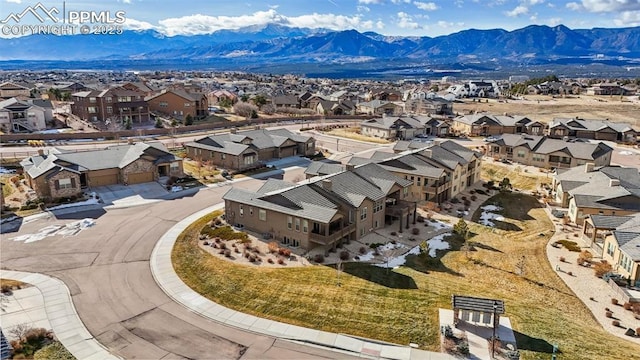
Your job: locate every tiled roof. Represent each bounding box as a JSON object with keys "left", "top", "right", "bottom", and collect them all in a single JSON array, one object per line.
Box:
[{"left": 589, "top": 215, "right": 634, "bottom": 229}]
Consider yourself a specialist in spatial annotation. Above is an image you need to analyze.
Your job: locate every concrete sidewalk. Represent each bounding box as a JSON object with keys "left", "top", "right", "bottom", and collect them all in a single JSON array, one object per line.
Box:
[
  {"left": 0, "top": 270, "right": 121, "bottom": 360},
  {"left": 150, "top": 203, "right": 455, "bottom": 360}
]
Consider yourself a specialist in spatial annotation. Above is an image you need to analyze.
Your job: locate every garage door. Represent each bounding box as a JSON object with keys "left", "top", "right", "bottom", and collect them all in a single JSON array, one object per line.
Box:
[
  {"left": 91, "top": 174, "right": 118, "bottom": 186},
  {"left": 128, "top": 172, "right": 154, "bottom": 184}
]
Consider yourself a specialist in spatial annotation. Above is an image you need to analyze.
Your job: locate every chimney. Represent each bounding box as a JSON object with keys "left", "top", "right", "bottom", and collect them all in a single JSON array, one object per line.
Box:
[
  {"left": 609, "top": 179, "right": 620, "bottom": 187},
  {"left": 322, "top": 179, "right": 332, "bottom": 191},
  {"left": 346, "top": 164, "right": 355, "bottom": 172},
  {"left": 584, "top": 163, "right": 595, "bottom": 173},
  {"left": 128, "top": 138, "right": 135, "bottom": 145},
  {"left": 230, "top": 127, "right": 237, "bottom": 134},
  {"left": 421, "top": 149, "right": 433, "bottom": 158},
  {"left": 37, "top": 149, "right": 44, "bottom": 156}
]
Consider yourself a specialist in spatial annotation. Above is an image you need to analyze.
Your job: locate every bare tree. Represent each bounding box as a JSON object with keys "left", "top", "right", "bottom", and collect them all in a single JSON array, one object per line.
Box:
[
  {"left": 233, "top": 102, "right": 259, "bottom": 118},
  {"left": 9, "top": 323, "right": 31, "bottom": 341}
]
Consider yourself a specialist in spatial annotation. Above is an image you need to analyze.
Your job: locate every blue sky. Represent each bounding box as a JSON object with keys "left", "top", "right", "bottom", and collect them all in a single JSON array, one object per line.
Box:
[{"left": 2, "top": 0, "right": 640, "bottom": 36}]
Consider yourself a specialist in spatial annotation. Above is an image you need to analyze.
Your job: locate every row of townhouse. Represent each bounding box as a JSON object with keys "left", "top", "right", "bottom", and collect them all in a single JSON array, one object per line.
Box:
[
  {"left": 223, "top": 162, "right": 415, "bottom": 251},
  {"left": 346, "top": 140, "right": 482, "bottom": 203},
  {"left": 452, "top": 113, "right": 638, "bottom": 143},
  {"left": 71, "top": 86, "right": 209, "bottom": 124},
  {"left": 555, "top": 165, "right": 640, "bottom": 287},
  {"left": 552, "top": 164, "right": 640, "bottom": 226},
  {"left": 486, "top": 134, "right": 613, "bottom": 169},
  {"left": 184, "top": 128, "right": 315, "bottom": 172}
]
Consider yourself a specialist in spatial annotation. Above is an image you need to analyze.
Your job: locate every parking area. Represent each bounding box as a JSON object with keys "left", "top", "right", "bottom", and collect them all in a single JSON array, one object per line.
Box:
[{"left": 93, "top": 182, "right": 169, "bottom": 206}]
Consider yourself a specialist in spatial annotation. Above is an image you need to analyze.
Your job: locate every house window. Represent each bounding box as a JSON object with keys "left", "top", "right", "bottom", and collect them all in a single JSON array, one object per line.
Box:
[
  {"left": 106, "top": 97, "right": 112, "bottom": 103},
  {"left": 360, "top": 228, "right": 365, "bottom": 236},
  {"left": 221, "top": 153, "right": 226, "bottom": 160},
  {"left": 302, "top": 219, "right": 308, "bottom": 233},
  {"left": 360, "top": 207, "right": 368, "bottom": 220},
  {"left": 281, "top": 236, "right": 290, "bottom": 245},
  {"left": 517, "top": 150, "right": 526, "bottom": 158},
  {"left": 532, "top": 154, "right": 545, "bottom": 162},
  {"left": 89, "top": 97, "right": 96, "bottom": 103},
  {"left": 375, "top": 220, "right": 379, "bottom": 228},
  {"left": 87, "top": 107, "right": 97, "bottom": 113},
  {"left": 239, "top": 205, "right": 244, "bottom": 216},
  {"left": 159, "top": 101, "right": 168, "bottom": 107},
  {"left": 170, "top": 162, "right": 180, "bottom": 170},
  {"left": 287, "top": 216, "right": 292, "bottom": 230},
  {"left": 291, "top": 239, "right": 300, "bottom": 247},
  {"left": 374, "top": 201, "right": 383, "bottom": 213},
  {"left": 58, "top": 178, "right": 73, "bottom": 189},
  {"left": 184, "top": 102, "right": 191, "bottom": 107},
  {"left": 403, "top": 187, "right": 408, "bottom": 196},
  {"left": 607, "top": 242, "right": 615, "bottom": 256},
  {"left": 295, "top": 218, "right": 300, "bottom": 231},
  {"left": 249, "top": 207, "right": 253, "bottom": 215},
  {"left": 259, "top": 209, "right": 266, "bottom": 221}
]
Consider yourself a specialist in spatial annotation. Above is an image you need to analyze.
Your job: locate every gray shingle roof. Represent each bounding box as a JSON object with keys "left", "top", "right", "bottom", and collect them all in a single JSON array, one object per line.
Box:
[
  {"left": 304, "top": 161, "right": 344, "bottom": 177},
  {"left": 257, "top": 178, "right": 295, "bottom": 194},
  {"left": 589, "top": 215, "right": 634, "bottom": 229}
]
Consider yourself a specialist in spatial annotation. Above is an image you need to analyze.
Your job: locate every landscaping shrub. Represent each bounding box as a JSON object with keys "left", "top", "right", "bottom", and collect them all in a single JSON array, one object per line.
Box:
[
  {"left": 314, "top": 254, "right": 324, "bottom": 263},
  {"left": 470, "top": 195, "right": 477, "bottom": 201},
  {"left": 611, "top": 298, "right": 619, "bottom": 305},
  {"left": 219, "top": 242, "right": 227, "bottom": 250},
  {"left": 416, "top": 215, "right": 424, "bottom": 223},
  {"left": 475, "top": 189, "right": 487, "bottom": 195},
  {"left": 461, "top": 196, "right": 467, "bottom": 201},
  {"left": 359, "top": 246, "right": 367, "bottom": 254},
  {"left": 390, "top": 232, "right": 397, "bottom": 236},
  {"left": 577, "top": 250, "right": 593, "bottom": 265},
  {"left": 605, "top": 311, "right": 613, "bottom": 318},
  {"left": 278, "top": 258, "right": 285, "bottom": 265},
  {"left": 203, "top": 241, "right": 209, "bottom": 246},
  {"left": 234, "top": 248, "right": 240, "bottom": 254},
  {"left": 268, "top": 242, "right": 279, "bottom": 254},
  {"left": 594, "top": 261, "right": 613, "bottom": 278},
  {"left": 612, "top": 320, "right": 620, "bottom": 327},
  {"left": 556, "top": 240, "right": 581, "bottom": 252},
  {"left": 268, "top": 258, "right": 274, "bottom": 264},
  {"left": 339, "top": 250, "right": 349, "bottom": 261},
  {"left": 450, "top": 197, "right": 460, "bottom": 204},
  {"left": 219, "top": 249, "right": 225, "bottom": 255},
  {"left": 224, "top": 249, "right": 231, "bottom": 258},
  {"left": 559, "top": 256, "right": 565, "bottom": 262},
  {"left": 199, "top": 225, "right": 249, "bottom": 241},
  {"left": 623, "top": 302, "right": 632, "bottom": 310},
  {"left": 456, "top": 342, "right": 469, "bottom": 355},
  {"left": 412, "top": 228, "right": 420, "bottom": 235},
  {"left": 463, "top": 199, "right": 471, "bottom": 207},
  {"left": 637, "top": 327, "right": 640, "bottom": 336}
]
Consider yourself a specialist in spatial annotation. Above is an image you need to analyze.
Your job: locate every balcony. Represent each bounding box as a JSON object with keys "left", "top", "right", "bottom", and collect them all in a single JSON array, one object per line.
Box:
[{"left": 309, "top": 223, "right": 355, "bottom": 246}]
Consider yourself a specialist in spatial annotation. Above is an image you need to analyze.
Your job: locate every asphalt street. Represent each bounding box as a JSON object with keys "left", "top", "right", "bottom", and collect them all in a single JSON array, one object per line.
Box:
[{"left": 0, "top": 178, "right": 360, "bottom": 359}]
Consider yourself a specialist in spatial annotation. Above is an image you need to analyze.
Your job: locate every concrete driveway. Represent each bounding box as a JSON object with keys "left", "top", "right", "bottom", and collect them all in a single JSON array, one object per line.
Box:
[{"left": 93, "top": 182, "right": 169, "bottom": 207}]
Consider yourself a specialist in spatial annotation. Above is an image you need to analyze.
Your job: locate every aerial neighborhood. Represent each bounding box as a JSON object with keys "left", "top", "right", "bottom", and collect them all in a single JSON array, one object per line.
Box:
[{"left": 1, "top": 68, "right": 640, "bottom": 360}]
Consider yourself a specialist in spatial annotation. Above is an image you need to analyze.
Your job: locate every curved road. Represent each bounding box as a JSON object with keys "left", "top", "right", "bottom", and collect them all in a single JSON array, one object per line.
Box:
[{"left": 1, "top": 180, "right": 360, "bottom": 359}]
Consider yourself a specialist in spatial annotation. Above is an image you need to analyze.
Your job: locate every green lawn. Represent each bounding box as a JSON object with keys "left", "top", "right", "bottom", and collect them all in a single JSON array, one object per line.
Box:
[{"left": 173, "top": 195, "right": 640, "bottom": 359}]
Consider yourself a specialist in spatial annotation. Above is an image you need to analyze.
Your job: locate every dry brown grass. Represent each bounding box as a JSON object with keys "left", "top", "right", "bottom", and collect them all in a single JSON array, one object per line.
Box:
[
  {"left": 173, "top": 195, "right": 640, "bottom": 359},
  {"left": 0, "top": 278, "right": 28, "bottom": 289},
  {"left": 481, "top": 162, "right": 552, "bottom": 192},
  {"left": 455, "top": 96, "right": 640, "bottom": 125},
  {"left": 325, "top": 127, "right": 390, "bottom": 144}
]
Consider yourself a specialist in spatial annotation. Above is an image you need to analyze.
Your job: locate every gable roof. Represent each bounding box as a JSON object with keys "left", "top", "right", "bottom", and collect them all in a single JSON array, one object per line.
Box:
[
  {"left": 489, "top": 134, "right": 613, "bottom": 161},
  {"left": 188, "top": 128, "right": 312, "bottom": 155},
  {"left": 550, "top": 118, "right": 638, "bottom": 134}
]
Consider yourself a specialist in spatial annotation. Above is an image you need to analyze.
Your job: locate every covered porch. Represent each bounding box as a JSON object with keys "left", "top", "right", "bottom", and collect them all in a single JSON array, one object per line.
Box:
[
  {"left": 309, "top": 216, "right": 356, "bottom": 248},
  {"left": 385, "top": 198, "right": 417, "bottom": 233},
  {"left": 582, "top": 215, "right": 633, "bottom": 256}
]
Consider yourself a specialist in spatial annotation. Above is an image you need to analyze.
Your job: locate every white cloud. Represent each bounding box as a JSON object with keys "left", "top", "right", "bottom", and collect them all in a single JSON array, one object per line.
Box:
[
  {"left": 391, "top": 0, "right": 411, "bottom": 4},
  {"left": 614, "top": 10, "right": 640, "bottom": 25},
  {"left": 530, "top": 13, "right": 538, "bottom": 21},
  {"left": 155, "top": 10, "right": 372, "bottom": 36},
  {"left": 124, "top": 18, "right": 156, "bottom": 31},
  {"left": 122, "top": 0, "right": 132, "bottom": 4},
  {"left": 357, "top": 5, "right": 370, "bottom": 12},
  {"left": 568, "top": 0, "right": 640, "bottom": 13},
  {"left": 376, "top": 20, "right": 385, "bottom": 29},
  {"left": 505, "top": 5, "right": 529, "bottom": 17},
  {"left": 528, "top": 0, "right": 545, "bottom": 4},
  {"left": 566, "top": 2, "right": 581, "bottom": 10},
  {"left": 6, "top": 0, "right": 22, "bottom": 3},
  {"left": 414, "top": 1, "right": 439, "bottom": 11},
  {"left": 359, "top": 0, "right": 384, "bottom": 4},
  {"left": 397, "top": 11, "right": 420, "bottom": 29},
  {"left": 547, "top": 17, "right": 562, "bottom": 25}
]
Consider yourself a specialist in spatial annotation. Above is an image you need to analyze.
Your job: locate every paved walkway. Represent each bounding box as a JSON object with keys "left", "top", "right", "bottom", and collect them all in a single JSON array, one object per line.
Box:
[
  {"left": 543, "top": 208, "right": 640, "bottom": 345},
  {"left": 150, "top": 203, "right": 455, "bottom": 360},
  {"left": 0, "top": 270, "right": 120, "bottom": 360}
]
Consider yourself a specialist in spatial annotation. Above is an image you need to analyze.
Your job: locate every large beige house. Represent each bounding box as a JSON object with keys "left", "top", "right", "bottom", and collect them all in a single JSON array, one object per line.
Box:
[
  {"left": 352, "top": 140, "right": 482, "bottom": 203},
  {"left": 487, "top": 134, "right": 612, "bottom": 169},
  {"left": 451, "top": 113, "right": 544, "bottom": 136},
  {"left": 223, "top": 163, "right": 414, "bottom": 251},
  {"left": 552, "top": 164, "right": 640, "bottom": 225}
]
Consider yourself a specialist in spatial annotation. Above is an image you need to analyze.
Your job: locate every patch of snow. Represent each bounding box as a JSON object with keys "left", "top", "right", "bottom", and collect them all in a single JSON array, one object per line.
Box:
[
  {"left": 479, "top": 204, "right": 504, "bottom": 227},
  {"left": 47, "top": 198, "right": 99, "bottom": 210},
  {"left": 430, "top": 219, "right": 453, "bottom": 230},
  {"left": 375, "top": 245, "right": 420, "bottom": 269},
  {"left": 619, "top": 150, "right": 633, "bottom": 155},
  {"left": 10, "top": 218, "right": 95, "bottom": 243},
  {"left": 0, "top": 167, "right": 15, "bottom": 174},
  {"left": 378, "top": 242, "right": 407, "bottom": 252},
  {"left": 171, "top": 185, "right": 184, "bottom": 192},
  {"left": 357, "top": 251, "right": 375, "bottom": 261},
  {"left": 427, "top": 233, "right": 451, "bottom": 257}
]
